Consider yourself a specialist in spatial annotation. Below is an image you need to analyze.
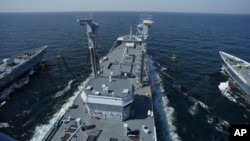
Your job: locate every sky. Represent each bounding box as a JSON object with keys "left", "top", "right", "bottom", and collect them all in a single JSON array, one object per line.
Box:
[{"left": 0, "top": 0, "right": 250, "bottom": 14}]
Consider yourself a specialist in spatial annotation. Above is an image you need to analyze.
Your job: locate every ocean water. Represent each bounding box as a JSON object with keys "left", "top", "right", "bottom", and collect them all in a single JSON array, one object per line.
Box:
[{"left": 0, "top": 12, "right": 250, "bottom": 141}]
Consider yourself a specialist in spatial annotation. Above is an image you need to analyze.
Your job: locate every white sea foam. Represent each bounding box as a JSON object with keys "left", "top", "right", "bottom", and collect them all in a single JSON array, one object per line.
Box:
[
  {"left": 30, "top": 77, "right": 90, "bottom": 141},
  {"left": 206, "top": 115, "right": 229, "bottom": 135},
  {"left": 189, "top": 96, "right": 208, "bottom": 110},
  {"left": 160, "top": 67, "right": 167, "bottom": 72},
  {"left": 215, "top": 120, "right": 229, "bottom": 135},
  {"left": 0, "top": 122, "right": 10, "bottom": 128},
  {"left": 148, "top": 57, "right": 181, "bottom": 141},
  {"left": 221, "top": 120, "right": 229, "bottom": 127},
  {"left": 162, "top": 96, "right": 181, "bottom": 141},
  {"left": 188, "top": 102, "right": 198, "bottom": 116},
  {"left": 207, "top": 115, "right": 213, "bottom": 124},
  {"left": 54, "top": 80, "right": 74, "bottom": 98},
  {"left": 0, "top": 101, "right": 6, "bottom": 107},
  {"left": 218, "top": 81, "right": 237, "bottom": 103},
  {"left": 218, "top": 81, "right": 229, "bottom": 93},
  {"left": 215, "top": 124, "right": 224, "bottom": 133},
  {"left": 159, "top": 81, "right": 165, "bottom": 93},
  {"left": 0, "top": 69, "right": 32, "bottom": 100},
  {"left": 198, "top": 101, "right": 209, "bottom": 110},
  {"left": 218, "top": 82, "right": 250, "bottom": 113}
]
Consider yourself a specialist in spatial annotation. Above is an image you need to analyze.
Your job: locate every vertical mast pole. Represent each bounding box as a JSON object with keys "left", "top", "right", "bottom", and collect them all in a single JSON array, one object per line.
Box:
[{"left": 77, "top": 17, "right": 99, "bottom": 77}]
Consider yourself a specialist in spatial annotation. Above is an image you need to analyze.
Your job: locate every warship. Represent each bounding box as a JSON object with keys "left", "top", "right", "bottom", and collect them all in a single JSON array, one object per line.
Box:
[
  {"left": 42, "top": 15, "right": 157, "bottom": 141},
  {"left": 219, "top": 51, "right": 250, "bottom": 95},
  {"left": 0, "top": 45, "right": 48, "bottom": 100}
]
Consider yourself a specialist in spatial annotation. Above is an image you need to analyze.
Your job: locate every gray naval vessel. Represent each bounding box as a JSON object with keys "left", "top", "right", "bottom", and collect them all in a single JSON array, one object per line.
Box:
[
  {"left": 219, "top": 51, "right": 250, "bottom": 95},
  {"left": 0, "top": 46, "right": 48, "bottom": 100},
  {"left": 44, "top": 15, "right": 157, "bottom": 141}
]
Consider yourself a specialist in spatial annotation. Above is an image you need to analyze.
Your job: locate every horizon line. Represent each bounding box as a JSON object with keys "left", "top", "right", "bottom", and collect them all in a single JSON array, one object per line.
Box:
[{"left": 0, "top": 10, "right": 250, "bottom": 15}]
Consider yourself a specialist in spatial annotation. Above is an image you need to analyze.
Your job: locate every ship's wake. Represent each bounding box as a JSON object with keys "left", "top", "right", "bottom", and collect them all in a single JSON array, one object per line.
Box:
[
  {"left": 175, "top": 91, "right": 230, "bottom": 140},
  {"left": 30, "top": 77, "right": 90, "bottom": 141},
  {"left": 0, "top": 69, "right": 33, "bottom": 101},
  {"left": 188, "top": 96, "right": 229, "bottom": 135},
  {"left": 218, "top": 81, "right": 237, "bottom": 103},
  {"left": 54, "top": 80, "right": 74, "bottom": 98},
  {"left": 153, "top": 60, "right": 233, "bottom": 140},
  {"left": 148, "top": 56, "right": 181, "bottom": 141},
  {"left": 218, "top": 81, "right": 250, "bottom": 112}
]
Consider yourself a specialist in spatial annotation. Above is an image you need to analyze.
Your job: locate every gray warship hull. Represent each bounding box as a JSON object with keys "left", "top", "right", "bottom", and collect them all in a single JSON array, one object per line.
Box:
[
  {"left": 0, "top": 46, "right": 48, "bottom": 91},
  {"left": 219, "top": 51, "right": 250, "bottom": 95},
  {"left": 42, "top": 15, "right": 158, "bottom": 141}
]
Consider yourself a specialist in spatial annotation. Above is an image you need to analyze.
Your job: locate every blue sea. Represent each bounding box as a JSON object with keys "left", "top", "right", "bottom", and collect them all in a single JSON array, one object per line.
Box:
[{"left": 0, "top": 12, "right": 250, "bottom": 141}]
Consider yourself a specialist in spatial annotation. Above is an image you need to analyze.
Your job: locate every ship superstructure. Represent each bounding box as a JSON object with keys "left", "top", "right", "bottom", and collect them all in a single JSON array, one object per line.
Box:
[{"left": 46, "top": 15, "right": 157, "bottom": 141}]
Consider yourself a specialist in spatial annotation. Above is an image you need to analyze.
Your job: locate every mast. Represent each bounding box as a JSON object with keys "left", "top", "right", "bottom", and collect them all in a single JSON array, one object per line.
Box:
[
  {"left": 77, "top": 17, "right": 99, "bottom": 77},
  {"left": 136, "top": 15, "right": 154, "bottom": 87},
  {"left": 137, "top": 15, "right": 154, "bottom": 41}
]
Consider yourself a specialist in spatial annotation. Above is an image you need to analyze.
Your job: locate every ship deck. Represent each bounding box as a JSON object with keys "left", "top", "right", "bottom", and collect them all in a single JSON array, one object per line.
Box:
[
  {"left": 48, "top": 34, "right": 156, "bottom": 140},
  {"left": 220, "top": 51, "right": 250, "bottom": 94},
  {"left": 85, "top": 77, "right": 131, "bottom": 98},
  {"left": 50, "top": 90, "right": 156, "bottom": 141},
  {"left": 0, "top": 46, "right": 47, "bottom": 78},
  {"left": 47, "top": 16, "right": 156, "bottom": 140},
  {"left": 231, "top": 64, "right": 250, "bottom": 83},
  {"left": 223, "top": 54, "right": 250, "bottom": 85},
  {"left": 100, "top": 41, "right": 140, "bottom": 78},
  {"left": 0, "top": 57, "right": 29, "bottom": 78}
]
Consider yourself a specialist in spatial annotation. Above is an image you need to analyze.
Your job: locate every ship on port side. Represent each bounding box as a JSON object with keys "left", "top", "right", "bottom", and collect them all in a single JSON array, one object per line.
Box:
[{"left": 0, "top": 46, "right": 48, "bottom": 100}]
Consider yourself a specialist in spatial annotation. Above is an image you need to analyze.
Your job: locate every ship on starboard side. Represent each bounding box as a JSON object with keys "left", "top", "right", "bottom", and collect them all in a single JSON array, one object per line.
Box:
[{"left": 219, "top": 51, "right": 250, "bottom": 95}]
